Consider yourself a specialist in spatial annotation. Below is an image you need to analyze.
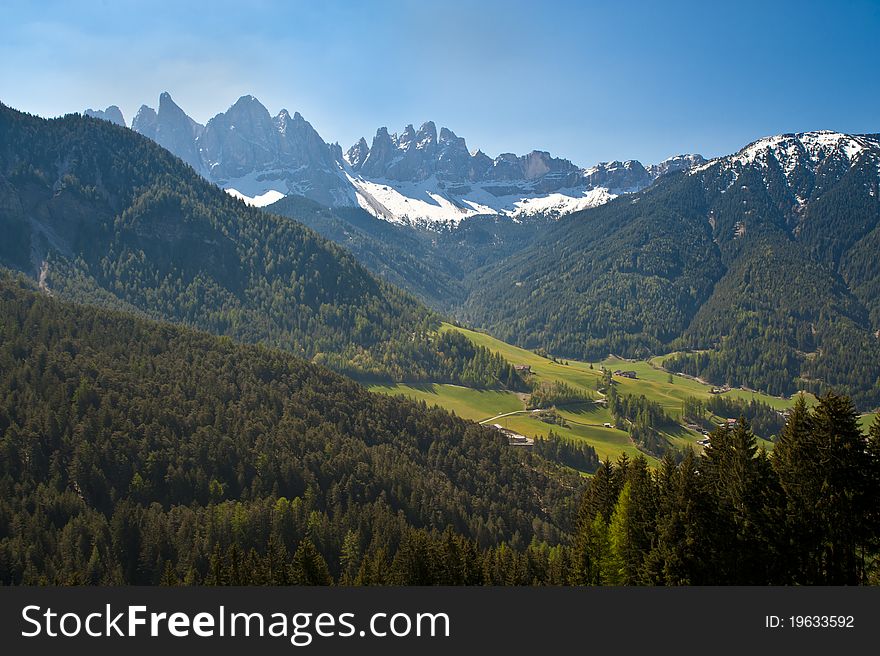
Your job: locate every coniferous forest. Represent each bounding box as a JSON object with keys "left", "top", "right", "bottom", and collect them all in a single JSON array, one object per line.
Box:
[
  {"left": 0, "top": 276, "right": 578, "bottom": 585},
  {"left": 1, "top": 276, "right": 878, "bottom": 585}
]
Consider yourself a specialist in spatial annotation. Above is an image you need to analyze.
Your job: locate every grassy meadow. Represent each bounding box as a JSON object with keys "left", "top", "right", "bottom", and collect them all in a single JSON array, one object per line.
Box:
[{"left": 366, "top": 323, "right": 870, "bottom": 466}]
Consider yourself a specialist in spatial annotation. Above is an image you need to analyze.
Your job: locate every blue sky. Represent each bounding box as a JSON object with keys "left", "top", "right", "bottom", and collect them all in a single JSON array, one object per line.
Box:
[{"left": 2, "top": 0, "right": 878, "bottom": 165}]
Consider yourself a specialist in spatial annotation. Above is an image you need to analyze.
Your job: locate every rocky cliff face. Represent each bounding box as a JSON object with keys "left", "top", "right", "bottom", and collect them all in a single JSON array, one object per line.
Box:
[
  {"left": 131, "top": 105, "right": 158, "bottom": 139},
  {"left": 126, "top": 93, "right": 353, "bottom": 206},
  {"left": 349, "top": 122, "right": 582, "bottom": 186},
  {"left": 132, "top": 93, "right": 204, "bottom": 172}
]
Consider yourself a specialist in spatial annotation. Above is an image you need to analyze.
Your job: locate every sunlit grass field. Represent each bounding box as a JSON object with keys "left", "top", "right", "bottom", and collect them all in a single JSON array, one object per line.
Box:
[{"left": 366, "top": 323, "right": 870, "bottom": 466}]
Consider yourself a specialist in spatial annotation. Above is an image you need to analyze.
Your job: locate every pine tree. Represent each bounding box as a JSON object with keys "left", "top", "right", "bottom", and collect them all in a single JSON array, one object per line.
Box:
[
  {"left": 338, "top": 530, "right": 361, "bottom": 586},
  {"left": 354, "top": 548, "right": 391, "bottom": 586},
  {"left": 390, "top": 530, "right": 437, "bottom": 585},
  {"left": 868, "top": 416, "right": 880, "bottom": 582},
  {"left": 266, "top": 533, "right": 293, "bottom": 585},
  {"left": 606, "top": 483, "right": 631, "bottom": 585},
  {"left": 577, "top": 458, "right": 619, "bottom": 524},
  {"left": 86, "top": 545, "right": 103, "bottom": 585},
  {"left": 159, "top": 560, "right": 178, "bottom": 586},
  {"left": 620, "top": 456, "right": 658, "bottom": 583},
  {"left": 808, "top": 393, "right": 873, "bottom": 584},
  {"left": 771, "top": 395, "right": 817, "bottom": 582},
  {"left": 291, "top": 537, "right": 333, "bottom": 586},
  {"left": 658, "top": 451, "right": 708, "bottom": 584},
  {"left": 700, "top": 419, "right": 769, "bottom": 583}
]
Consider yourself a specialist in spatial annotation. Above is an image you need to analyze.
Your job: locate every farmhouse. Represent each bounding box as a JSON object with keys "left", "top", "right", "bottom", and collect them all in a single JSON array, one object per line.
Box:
[
  {"left": 506, "top": 433, "right": 535, "bottom": 448},
  {"left": 490, "top": 424, "right": 534, "bottom": 449},
  {"left": 514, "top": 364, "right": 532, "bottom": 374},
  {"left": 613, "top": 370, "right": 637, "bottom": 379}
]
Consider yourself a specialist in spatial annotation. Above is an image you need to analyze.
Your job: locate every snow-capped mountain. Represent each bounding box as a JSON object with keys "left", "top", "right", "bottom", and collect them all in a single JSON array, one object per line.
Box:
[
  {"left": 688, "top": 131, "right": 880, "bottom": 209},
  {"left": 692, "top": 130, "right": 879, "bottom": 181},
  {"left": 90, "top": 93, "right": 705, "bottom": 226},
  {"left": 340, "top": 123, "right": 685, "bottom": 225}
]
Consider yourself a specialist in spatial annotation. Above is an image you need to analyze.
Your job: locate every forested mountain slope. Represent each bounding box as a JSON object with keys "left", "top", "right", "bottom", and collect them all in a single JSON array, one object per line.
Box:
[
  {"left": 462, "top": 132, "right": 880, "bottom": 407},
  {"left": 268, "top": 194, "right": 550, "bottom": 311},
  {"left": 267, "top": 195, "right": 468, "bottom": 309},
  {"left": 0, "top": 103, "right": 521, "bottom": 385},
  {"left": 461, "top": 174, "right": 724, "bottom": 356},
  {"left": 0, "top": 275, "right": 579, "bottom": 584}
]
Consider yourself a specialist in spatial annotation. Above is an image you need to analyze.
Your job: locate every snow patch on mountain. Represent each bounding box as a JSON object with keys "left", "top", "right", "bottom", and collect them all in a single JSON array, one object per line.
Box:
[
  {"left": 225, "top": 188, "right": 286, "bottom": 207},
  {"left": 346, "top": 173, "right": 618, "bottom": 226},
  {"left": 510, "top": 187, "right": 617, "bottom": 218}
]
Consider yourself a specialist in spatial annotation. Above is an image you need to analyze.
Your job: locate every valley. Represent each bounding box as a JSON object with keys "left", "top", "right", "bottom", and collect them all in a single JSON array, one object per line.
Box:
[
  {"left": 75, "top": 95, "right": 880, "bottom": 412},
  {"left": 369, "top": 324, "right": 831, "bottom": 470}
]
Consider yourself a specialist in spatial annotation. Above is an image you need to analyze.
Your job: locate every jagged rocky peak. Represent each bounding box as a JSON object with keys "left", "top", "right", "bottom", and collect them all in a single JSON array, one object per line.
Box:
[
  {"left": 283, "top": 110, "right": 325, "bottom": 142},
  {"left": 438, "top": 126, "right": 466, "bottom": 150},
  {"left": 415, "top": 121, "right": 437, "bottom": 148},
  {"left": 351, "top": 120, "right": 587, "bottom": 185},
  {"left": 370, "top": 126, "right": 393, "bottom": 149},
  {"left": 327, "top": 142, "right": 344, "bottom": 164},
  {"left": 151, "top": 92, "right": 204, "bottom": 170},
  {"left": 346, "top": 137, "right": 370, "bottom": 169},
  {"left": 398, "top": 124, "right": 416, "bottom": 150},
  {"left": 157, "top": 93, "right": 183, "bottom": 116},
  {"left": 130, "top": 93, "right": 203, "bottom": 165},
  {"left": 222, "top": 94, "right": 273, "bottom": 131},
  {"left": 131, "top": 104, "right": 158, "bottom": 139},
  {"left": 358, "top": 127, "right": 397, "bottom": 177},
  {"left": 464, "top": 149, "right": 494, "bottom": 181},
  {"left": 274, "top": 108, "right": 291, "bottom": 133},
  {"left": 199, "top": 95, "right": 282, "bottom": 179},
  {"left": 194, "top": 94, "right": 354, "bottom": 206},
  {"left": 84, "top": 105, "right": 126, "bottom": 127}
]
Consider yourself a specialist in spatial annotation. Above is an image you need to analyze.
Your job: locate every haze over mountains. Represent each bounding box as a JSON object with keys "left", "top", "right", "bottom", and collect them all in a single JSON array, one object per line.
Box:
[{"left": 86, "top": 94, "right": 705, "bottom": 226}]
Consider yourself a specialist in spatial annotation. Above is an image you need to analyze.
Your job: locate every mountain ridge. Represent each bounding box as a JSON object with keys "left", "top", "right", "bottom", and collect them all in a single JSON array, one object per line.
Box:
[{"left": 94, "top": 92, "right": 704, "bottom": 226}]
